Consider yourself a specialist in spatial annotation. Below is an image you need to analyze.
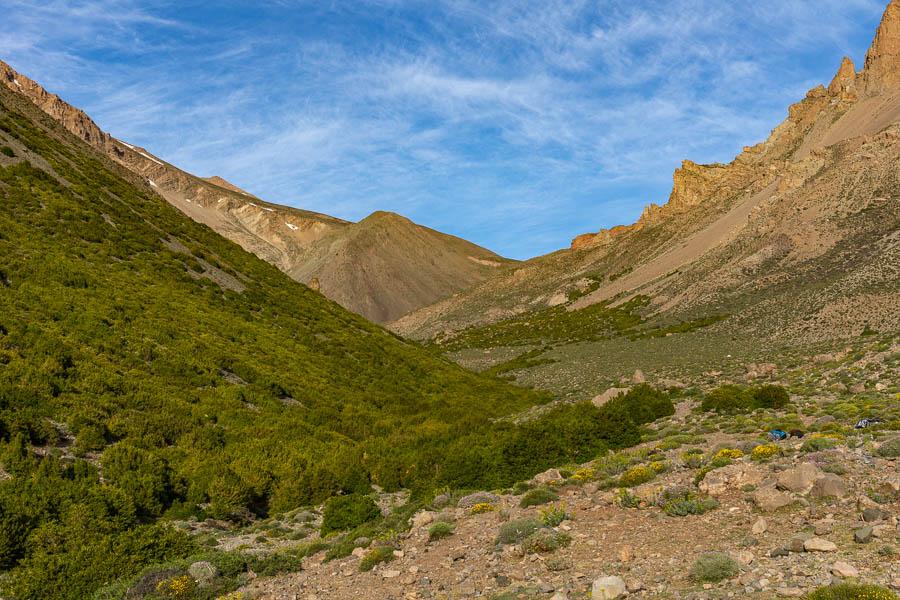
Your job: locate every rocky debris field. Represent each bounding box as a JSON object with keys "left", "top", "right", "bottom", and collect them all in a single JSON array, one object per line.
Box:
[{"left": 212, "top": 351, "right": 900, "bottom": 600}]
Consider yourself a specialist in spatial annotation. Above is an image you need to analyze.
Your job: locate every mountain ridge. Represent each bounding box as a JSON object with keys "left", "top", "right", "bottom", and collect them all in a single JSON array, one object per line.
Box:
[
  {"left": 391, "top": 1, "right": 900, "bottom": 369},
  {"left": 0, "top": 59, "right": 514, "bottom": 323}
]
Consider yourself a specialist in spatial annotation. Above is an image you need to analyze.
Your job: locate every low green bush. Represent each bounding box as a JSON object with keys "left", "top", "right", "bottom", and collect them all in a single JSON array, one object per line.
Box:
[
  {"left": 320, "top": 495, "right": 381, "bottom": 536},
  {"left": 661, "top": 492, "right": 718, "bottom": 517},
  {"left": 428, "top": 522, "right": 453, "bottom": 541},
  {"left": 359, "top": 546, "right": 395, "bottom": 572},
  {"left": 801, "top": 437, "right": 838, "bottom": 452},
  {"left": 877, "top": 437, "right": 900, "bottom": 457},
  {"left": 496, "top": 518, "right": 543, "bottom": 544},
  {"left": 519, "top": 488, "right": 558, "bottom": 508},
  {"left": 690, "top": 552, "right": 739, "bottom": 582},
  {"left": 0, "top": 146, "right": 14, "bottom": 157},
  {"left": 540, "top": 504, "right": 572, "bottom": 527},
  {"left": 521, "top": 529, "right": 571, "bottom": 554},
  {"left": 511, "top": 481, "right": 533, "bottom": 495}
]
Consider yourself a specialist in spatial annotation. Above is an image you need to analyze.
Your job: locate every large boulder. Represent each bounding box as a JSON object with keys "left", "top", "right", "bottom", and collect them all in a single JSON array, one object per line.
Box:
[
  {"left": 699, "top": 464, "right": 765, "bottom": 497},
  {"left": 532, "top": 468, "right": 562, "bottom": 485},
  {"left": 776, "top": 463, "right": 823, "bottom": 494},
  {"left": 592, "top": 576, "right": 626, "bottom": 600},
  {"left": 804, "top": 537, "right": 838, "bottom": 552},
  {"left": 456, "top": 491, "right": 499, "bottom": 509},
  {"left": 810, "top": 474, "right": 847, "bottom": 499},
  {"left": 753, "top": 487, "right": 794, "bottom": 512}
]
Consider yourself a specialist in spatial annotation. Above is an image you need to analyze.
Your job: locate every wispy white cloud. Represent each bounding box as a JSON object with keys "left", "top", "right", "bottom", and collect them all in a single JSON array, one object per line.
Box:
[{"left": 0, "top": 0, "right": 889, "bottom": 258}]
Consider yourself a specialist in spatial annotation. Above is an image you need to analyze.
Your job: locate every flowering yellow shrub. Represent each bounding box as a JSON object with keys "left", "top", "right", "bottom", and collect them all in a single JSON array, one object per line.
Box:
[
  {"left": 571, "top": 467, "right": 597, "bottom": 482},
  {"left": 750, "top": 444, "right": 779, "bottom": 461},
  {"left": 649, "top": 461, "right": 668, "bottom": 473},
  {"left": 619, "top": 466, "right": 655, "bottom": 487},
  {"left": 157, "top": 575, "right": 195, "bottom": 600},
  {"left": 470, "top": 503, "right": 497, "bottom": 514},
  {"left": 715, "top": 448, "right": 744, "bottom": 460}
]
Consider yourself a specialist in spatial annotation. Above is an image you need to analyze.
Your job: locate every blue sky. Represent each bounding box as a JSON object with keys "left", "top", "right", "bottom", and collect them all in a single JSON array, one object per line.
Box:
[{"left": 0, "top": 0, "right": 888, "bottom": 259}]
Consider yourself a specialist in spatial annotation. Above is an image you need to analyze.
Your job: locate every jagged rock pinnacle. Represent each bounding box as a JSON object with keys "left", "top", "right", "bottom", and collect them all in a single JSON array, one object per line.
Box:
[
  {"left": 862, "top": 0, "right": 900, "bottom": 94},
  {"left": 828, "top": 57, "right": 858, "bottom": 101}
]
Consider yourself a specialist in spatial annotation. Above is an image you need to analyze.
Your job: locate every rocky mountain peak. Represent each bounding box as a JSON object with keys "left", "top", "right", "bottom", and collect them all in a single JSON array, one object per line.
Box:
[
  {"left": 828, "top": 56, "right": 858, "bottom": 101},
  {"left": 862, "top": 0, "right": 900, "bottom": 94}
]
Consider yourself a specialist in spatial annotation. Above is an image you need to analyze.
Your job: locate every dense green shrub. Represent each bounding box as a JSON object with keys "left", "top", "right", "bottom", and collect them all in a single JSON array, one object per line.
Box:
[
  {"left": 754, "top": 385, "right": 790, "bottom": 409},
  {"left": 701, "top": 385, "right": 791, "bottom": 413},
  {"left": 0, "top": 145, "right": 14, "bottom": 157},
  {"left": 519, "top": 488, "right": 559, "bottom": 508},
  {"left": 690, "top": 552, "right": 739, "bottom": 582},
  {"left": 701, "top": 386, "right": 753, "bottom": 413},
  {"left": 321, "top": 495, "right": 381, "bottom": 536}
]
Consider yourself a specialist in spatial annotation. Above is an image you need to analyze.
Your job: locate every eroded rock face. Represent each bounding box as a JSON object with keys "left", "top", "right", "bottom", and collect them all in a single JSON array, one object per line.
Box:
[
  {"left": 828, "top": 57, "right": 859, "bottom": 102},
  {"left": 863, "top": 0, "right": 900, "bottom": 94}
]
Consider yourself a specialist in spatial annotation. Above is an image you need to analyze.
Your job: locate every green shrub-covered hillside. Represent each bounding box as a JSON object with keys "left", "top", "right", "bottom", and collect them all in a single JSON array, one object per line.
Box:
[{"left": 0, "top": 86, "right": 679, "bottom": 599}]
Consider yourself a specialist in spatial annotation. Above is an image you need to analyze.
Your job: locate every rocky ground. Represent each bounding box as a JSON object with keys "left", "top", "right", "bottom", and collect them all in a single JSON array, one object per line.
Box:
[
  {"left": 179, "top": 338, "right": 897, "bottom": 600},
  {"left": 232, "top": 434, "right": 900, "bottom": 600},
  {"left": 153, "top": 337, "right": 900, "bottom": 600}
]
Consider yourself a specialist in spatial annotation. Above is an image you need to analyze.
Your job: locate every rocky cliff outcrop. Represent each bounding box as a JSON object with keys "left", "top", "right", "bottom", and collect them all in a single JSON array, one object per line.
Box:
[
  {"left": 862, "top": 0, "right": 900, "bottom": 94},
  {"left": 569, "top": 0, "right": 900, "bottom": 251}
]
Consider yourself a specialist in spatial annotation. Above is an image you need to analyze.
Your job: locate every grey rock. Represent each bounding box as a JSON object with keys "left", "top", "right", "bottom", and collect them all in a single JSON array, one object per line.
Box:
[
  {"left": 776, "top": 463, "right": 822, "bottom": 494},
  {"left": 789, "top": 534, "right": 811, "bottom": 553},
  {"left": 855, "top": 526, "right": 874, "bottom": 544},
  {"left": 804, "top": 537, "right": 837, "bottom": 552},
  {"left": 456, "top": 491, "right": 498, "bottom": 509},
  {"left": 832, "top": 561, "right": 859, "bottom": 578},
  {"left": 810, "top": 475, "right": 847, "bottom": 499},
  {"left": 753, "top": 487, "right": 793, "bottom": 512},
  {"left": 592, "top": 576, "right": 626, "bottom": 600},
  {"left": 862, "top": 507, "right": 884, "bottom": 522}
]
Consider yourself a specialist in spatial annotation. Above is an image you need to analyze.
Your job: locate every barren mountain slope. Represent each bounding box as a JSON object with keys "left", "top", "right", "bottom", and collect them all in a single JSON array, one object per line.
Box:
[
  {"left": 0, "top": 60, "right": 513, "bottom": 322},
  {"left": 392, "top": 3, "right": 900, "bottom": 346}
]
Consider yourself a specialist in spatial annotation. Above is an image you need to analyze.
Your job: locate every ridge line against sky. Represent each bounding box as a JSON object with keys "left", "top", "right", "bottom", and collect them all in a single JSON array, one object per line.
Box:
[{"left": 0, "top": 0, "right": 887, "bottom": 259}]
